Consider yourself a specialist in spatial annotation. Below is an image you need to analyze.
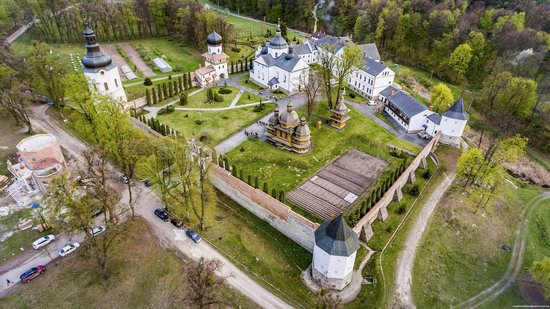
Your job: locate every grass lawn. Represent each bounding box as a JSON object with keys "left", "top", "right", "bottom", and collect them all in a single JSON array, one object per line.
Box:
[
  {"left": 376, "top": 112, "right": 396, "bottom": 129},
  {"left": 198, "top": 192, "right": 317, "bottom": 307},
  {"left": 239, "top": 74, "right": 264, "bottom": 91},
  {"left": 0, "top": 218, "right": 254, "bottom": 308},
  {"left": 236, "top": 91, "right": 262, "bottom": 105},
  {"left": 157, "top": 103, "right": 275, "bottom": 145},
  {"left": 225, "top": 103, "right": 420, "bottom": 195},
  {"left": 131, "top": 37, "right": 202, "bottom": 73},
  {"left": 412, "top": 175, "right": 546, "bottom": 308},
  {"left": 0, "top": 209, "right": 49, "bottom": 262},
  {"left": 348, "top": 146, "right": 460, "bottom": 308},
  {"left": 185, "top": 86, "right": 240, "bottom": 108},
  {"left": 225, "top": 41, "right": 257, "bottom": 61},
  {"left": 345, "top": 88, "right": 368, "bottom": 103}
]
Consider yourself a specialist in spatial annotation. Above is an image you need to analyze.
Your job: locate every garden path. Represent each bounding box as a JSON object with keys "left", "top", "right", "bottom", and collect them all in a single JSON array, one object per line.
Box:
[
  {"left": 120, "top": 43, "right": 155, "bottom": 77},
  {"left": 229, "top": 89, "right": 244, "bottom": 107}
]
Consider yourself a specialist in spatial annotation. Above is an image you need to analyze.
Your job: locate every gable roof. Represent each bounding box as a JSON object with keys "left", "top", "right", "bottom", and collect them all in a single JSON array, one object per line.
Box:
[
  {"left": 314, "top": 215, "right": 360, "bottom": 257},
  {"left": 315, "top": 35, "right": 345, "bottom": 53},
  {"left": 268, "top": 77, "right": 279, "bottom": 86},
  {"left": 427, "top": 113, "right": 441, "bottom": 125},
  {"left": 363, "top": 57, "right": 388, "bottom": 76},
  {"left": 443, "top": 97, "right": 469, "bottom": 120},
  {"left": 359, "top": 43, "right": 380, "bottom": 61},
  {"left": 380, "top": 85, "right": 400, "bottom": 97},
  {"left": 257, "top": 53, "right": 303, "bottom": 72},
  {"left": 293, "top": 43, "right": 311, "bottom": 56},
  {"left": 386, "top": 90, "right": 428, "bottom": 117}
]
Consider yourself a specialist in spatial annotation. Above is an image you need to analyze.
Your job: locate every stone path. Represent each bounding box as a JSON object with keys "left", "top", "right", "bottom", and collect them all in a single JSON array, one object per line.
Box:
[
  {"left": 120, "top": 43, "right": 155, "bottom": 77},
  {"left": 229, "top": 89, "right": 244, "bottom": 107}
]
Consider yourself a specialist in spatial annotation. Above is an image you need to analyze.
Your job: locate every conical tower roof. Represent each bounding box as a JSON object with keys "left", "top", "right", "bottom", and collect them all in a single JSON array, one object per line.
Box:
[
  {"left": 443, "top": 97, "right": 469, "bottom": 120},
  {"left": 314, "top": 215, "right": 360, "bottom": 257}
]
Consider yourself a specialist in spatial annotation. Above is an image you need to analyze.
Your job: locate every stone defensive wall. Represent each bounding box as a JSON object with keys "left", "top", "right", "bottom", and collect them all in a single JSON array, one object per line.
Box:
[
  {"left": 211, "top": 164, "right": 320, "bottom": 252},
  {"left": 353, "top": 132, "right": 441, "bottom": 243}
]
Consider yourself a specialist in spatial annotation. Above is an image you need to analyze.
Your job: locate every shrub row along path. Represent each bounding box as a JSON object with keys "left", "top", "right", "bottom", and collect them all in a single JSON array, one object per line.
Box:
[
  {"left": 456, "top": 191, "right": 550, "bottom": 309},
  {"left": 0, "top": 104, "right": 293, "bottom": 309},
  {"left": 393, "top": 171, "right": 457, "bottom": 308},
  {"left": 119, "top": 43, "right": 155, "bottom": 77}
]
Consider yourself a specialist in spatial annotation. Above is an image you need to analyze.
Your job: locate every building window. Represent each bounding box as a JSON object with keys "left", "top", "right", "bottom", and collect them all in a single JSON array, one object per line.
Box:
[
  {"left": 104, "top": 82, "right": 109, "bottom": 91},
  {"left": 114, "top": 78, "right": 118, "bottom": 87},
  {"left": 100, "top": 71, "right": 105, "bottom": 76}
]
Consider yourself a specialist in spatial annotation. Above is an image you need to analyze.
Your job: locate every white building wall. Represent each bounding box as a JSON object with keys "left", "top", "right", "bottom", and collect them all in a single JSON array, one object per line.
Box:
[
  {"left": 84, "top": 66, "right": 127, "bottom": 102},
  {"left": 409, "top": 111, "right": 434, "bottom": 133},
  {"left": 440, "top": 116, "right": 467, "bottom": 138},
  {"left": 208, "top": 44, "right": 222, "bottom": 54},
  {"left": 372, "top": 69, "right": 395, "bottom": 98},
  {"left": 425, "top": 119, "right": 439, "bottom": 136},
  {"left": 312, "top": 246, "right": 356, "bottom": 280}
]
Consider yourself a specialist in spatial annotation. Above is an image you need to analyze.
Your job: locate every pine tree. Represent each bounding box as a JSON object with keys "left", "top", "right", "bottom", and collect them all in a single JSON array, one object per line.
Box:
[
  {"left": 188, "top": 73, "right": 192, "bottom": 87},
  {"left": 174, "top": 80, "right": 179, "bottom": 94},
  {"left": 254, "top": 176, "right": 259, "bottom": 189},
  {"left": 247, "top": 175, "right": 252, "bottom": 185},
  {"left": 157, "top": 84, "right": 162, "bottom": 101},
  {"left": 239, "top": 169, "right": 244, "bottom": 180},
  {"left": 162, "top": 83, "right": 168, "bottom": 99},
  {"left": 271, "top": 188, "right": 277, "bottom": 198},
  {"left": 169, "top": 81, "right": 174, "bottom": 97},
  {"left": 152, "top": 88, "right": 158, "bottom": 104},
  {"left": 231, "top": 61, "right": 234, "bottom": 74},
  {"left": 231, "top": 164, "right": 237, "bottom": 177},
  {"left": 263, "top": 182, "right": 269, "bottom": 194},
  {"left": 361, "top": 200, "right": 367, "bottom": 215},
  {"left": 278, "top": 190, "right": 285, "bottom": 202},
  {"left": 146, "top": 88, "right": 151, "bottom": 106},
  {"left": 224, "top": 158, "right": 230, "bottom": 171}
]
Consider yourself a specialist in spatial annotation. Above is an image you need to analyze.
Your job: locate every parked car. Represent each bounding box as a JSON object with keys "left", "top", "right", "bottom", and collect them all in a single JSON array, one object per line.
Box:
[
  {"left": 90, "top": 225, "right": 106, "bottom": 237},
  {"left": 20, "top": 265, "right": 46, "bottom": 283},
  {"left": 58, "top": 242, "right": 80, "bottom": 257},
  {"left": 154, "top": 208, "right": 170, "bottom": 222},
  {"left": 185, "top": 229, "right": 202, "bottom": 243},
  {"left": 32, "top": 235, "right": 55, "bottom": 250},
  {"left": 34, "top": 94, "right": 53, "bottom": 105},
  {"left": 119, "top": 174, "right": 130, "bottom": 184},
  {"left": 171, "top": 218, "right": 184, "bottom": 229},
  {"left": 367, "top": 100, "right": 377, "bottom": 106}
]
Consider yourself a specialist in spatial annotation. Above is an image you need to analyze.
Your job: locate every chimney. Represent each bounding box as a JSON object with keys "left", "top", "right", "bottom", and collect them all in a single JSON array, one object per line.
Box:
[{"left": 390, "top": 90, "right": 395, "bottom": 96}]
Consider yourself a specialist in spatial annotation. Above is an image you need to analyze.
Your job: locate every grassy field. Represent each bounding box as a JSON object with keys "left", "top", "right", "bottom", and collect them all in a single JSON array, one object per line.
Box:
[
  {"left": 239, "top": 74, "right": 264, "bottom": 91},
  {"left": 0, "top": 218, "right": 254, "bottom": 308},
  {"left": 236, "top": 91, "right": 262, "bottom": 105},
  {"left": 0, "top": 114, "right": 24, "bottom": 176},
  {"left": 198, "top": 192, "right": 317, "bottom": 307},
  {"left": 412, "top": 176, "right": 546, "bottom": 307},
  {"left": 0, "top": 209, "right": 49, "bottom": 262},
  {"left": 345, "top": 88, "right": 368, "bottom": 103},
  {"left": 225, "top": 103, "right": 420, "bottom": 195},
  {"left": 157, "top": 103, "right": 275, "bottom": 145},
  {"left": 347, "top": 146, "right": 461, "bottom": 308},
  {"left": 130, "top": 37, "right": 202, "bottom": 73},
  {"left": 186, "top": 86, "right": 240, "bottom": 108}
]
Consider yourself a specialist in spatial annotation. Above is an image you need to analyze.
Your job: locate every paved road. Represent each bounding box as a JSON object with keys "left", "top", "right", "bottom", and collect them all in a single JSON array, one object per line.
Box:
[
  {"left": 393, "top": 172, "right": 456, "bottom": 308},
  {"left": 456, "top": 191, "right": 550, "bottom": 309},
  {"left": 1, "top": 104, "right": 292, "bottom": 308}
]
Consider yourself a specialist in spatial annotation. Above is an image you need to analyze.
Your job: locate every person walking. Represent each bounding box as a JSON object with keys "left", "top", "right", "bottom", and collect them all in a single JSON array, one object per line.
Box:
[{"left": 6, "top": 279, "right": 13, "bottom": 286}]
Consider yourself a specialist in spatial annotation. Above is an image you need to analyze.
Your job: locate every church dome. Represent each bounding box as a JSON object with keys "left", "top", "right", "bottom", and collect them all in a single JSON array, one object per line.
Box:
[
  {"left": 285, "top": 46, "right": 296, "bottom": 60},
  {"left": 270, "top": 26, "right": 288, "bottom": 50},
  {"left": 81, "top": 24, "right": 112, "bottom": 69},
  {"left": 294, "top": 117, "right": 311, "bottom": 137},
  {"left": 207, "top": 31, "right": 223, "bottom": 45},
  {"left": 279, "top": 102, "right": 299, "bottom": 126},
  {"left": 269, "top": 108, "right": 280, "bottom": 125},
  {"left": 260, "top": 44, "right": 269, "bottom": 55}
]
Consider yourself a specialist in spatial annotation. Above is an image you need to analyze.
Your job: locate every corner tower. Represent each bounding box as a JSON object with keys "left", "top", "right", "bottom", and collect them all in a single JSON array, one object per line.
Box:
[
  {"left": 440, "top": 97, "right": 469, "bottom": 147},
  {"left": 81, "top": 24, "right": 127, "bottom": 102},
  {"left": 312, "top": 215, "right": 360, "bottom": 290},
  {"left": 204, "top": 32, "right": 229, "bottom": 79}
]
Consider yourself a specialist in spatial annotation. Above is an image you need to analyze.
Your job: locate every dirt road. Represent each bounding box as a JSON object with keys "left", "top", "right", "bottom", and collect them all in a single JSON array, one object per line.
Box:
[
  {"left": 101, "top": 44, "right": 130, "bottom": 80},
  {"left": 393, "top": 172, "right": 456, "bottom": 308},
  {"left": 0, "top": 105, "right": 292, "bottom": 308},
  {"left": 120, "top": 43, "right": 155, "bottom": 77},
  {"left": 456, "top": 191, "right": 550, "bottom": 308}
]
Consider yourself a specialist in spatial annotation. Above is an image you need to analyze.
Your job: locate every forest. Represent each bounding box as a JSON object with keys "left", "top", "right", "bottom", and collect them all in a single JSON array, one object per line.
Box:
[{"left": 0, "top": 0, "right": 548, "bottom": 152}]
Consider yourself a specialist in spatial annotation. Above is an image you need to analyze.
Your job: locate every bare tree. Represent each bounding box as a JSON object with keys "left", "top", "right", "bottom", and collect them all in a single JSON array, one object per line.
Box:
[
  {"left": 185, "top": 258, "right": 229, "bottom": 308},
  {"left": 119, "top": 134, "right": 149, "bottom": 217},
  {"left": 318, "top": 44, "right": 339, "bottom": 109},
  {"left": 301, "top": 70, "right": 322, "bottom": 120},
  {"left": 192, "top": 143, "right": 214, "bottom": 231},
  {"left": 0, "top": 86, "right": 33, "bottom": 133}
]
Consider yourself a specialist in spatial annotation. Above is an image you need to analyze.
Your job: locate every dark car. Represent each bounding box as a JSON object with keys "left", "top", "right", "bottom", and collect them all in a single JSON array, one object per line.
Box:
[
  {"left": 185, "top": 229, "right": 202, "bottom": 243},
  {"left": 34, "top": 94, "right": 53, "bottom": 105},
  {"left": 20, "top": 265, "right": 46, "bottom": 283},
  {"left": 171, "top": 218, "right": 184, "bottom": 229},
  {"left": 154, "top": 208, "right": 170, "bottom": 222}
]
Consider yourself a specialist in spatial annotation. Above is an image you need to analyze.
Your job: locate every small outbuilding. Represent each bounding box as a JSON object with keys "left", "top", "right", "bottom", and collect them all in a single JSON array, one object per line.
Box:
[{"left": 153, "top": 57, "right": 173, "bottom": 73}]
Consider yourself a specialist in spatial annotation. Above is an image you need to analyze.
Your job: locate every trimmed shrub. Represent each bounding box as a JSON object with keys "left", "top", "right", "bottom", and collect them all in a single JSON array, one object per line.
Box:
[
  {"left": 146, "top": 88, "right": 151, "bottom": 106},
  {"left": 231, "top": 164, "right": 238, "bottom": 177},
  {"left": 214, "top": 93, "right": 224, "bottom": 102},
  {"left": 144, "top": 77, "right": 153, "bottom": 86},
  {"left": 247, "top": 175, "right": 252, "bottom": 186},
  {"left": 409, "top": 184, "right": 420, "bottom": 196},
  {"left": 422, "top": 169, "right": 432, "bottom": 179},
  {"left": 271, "top": 188, "right": 277, "bottom": 198},
  {"left": 239, "top": 169, "right": 244, "bottom": 180},
  {"left": 218, "top": 88, "right": 232, "bottom": 94},
  {"left": 263, "top": 182, "right": 268, "bottom": 194},
  {"left": 152, "top": 88, "right": 158, "bottom": 104},
  {"left": 254, "top": 176, "right": 259, "bottom": 189},
  {"left": 398, "top": 205, "right": 406, "bottom": 214},
  {"left": 349, "top": 92, "right": 356, "bottom": 98},
  {"left": 278, "top": 190, "right": 285, "bottom": 202},
  {"left": 180, "top": 92, "right": 188, "bottom": 105},
  {"left": 195, "top": 119, "right": 204, "bottom": 125},
  {"left": 240, "top": 147, "right": 245, "bottom": 152}
]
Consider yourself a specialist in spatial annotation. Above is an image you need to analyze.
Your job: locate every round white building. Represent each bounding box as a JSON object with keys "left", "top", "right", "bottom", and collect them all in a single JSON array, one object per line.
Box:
[
  {"left": 312, "top": 215, "right": 360, "bottom": 290},
  {"left": 81, "top": 24, "right": 127, "bottom": 102},
  {"left": 439, "top": 97, "right": 469, "bottom": 146}
]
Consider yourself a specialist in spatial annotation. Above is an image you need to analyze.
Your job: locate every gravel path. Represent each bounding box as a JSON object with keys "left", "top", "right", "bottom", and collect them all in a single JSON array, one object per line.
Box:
[
  {"left": 120, "top": 43, "right": 155, "bottom": 77},
  {"left": 393, "top": 171, "right": 456, "bottom": 308},
  {"left": 101, "top": 44, "right": 130, "bottom": 80}
]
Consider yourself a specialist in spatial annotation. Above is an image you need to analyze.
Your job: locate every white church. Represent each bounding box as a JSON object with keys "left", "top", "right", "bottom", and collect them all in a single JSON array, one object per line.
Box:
[
  {"left": 194, "top": 31, "right": 229, "bottom": 87},
  {"left": 81, "top": 24, "right": 127, "bottom": 103}
]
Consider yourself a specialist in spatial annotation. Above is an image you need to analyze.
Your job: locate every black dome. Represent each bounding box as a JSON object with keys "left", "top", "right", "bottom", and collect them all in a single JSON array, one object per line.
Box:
[
  {"left": 81, "top": 24, "right": 112, "bottom": 69},
  {"left": 207, "top": 32, "right": 223, "bottom": 45}
]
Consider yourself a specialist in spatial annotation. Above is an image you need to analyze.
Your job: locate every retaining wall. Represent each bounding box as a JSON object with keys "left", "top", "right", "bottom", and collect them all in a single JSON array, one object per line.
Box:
[
  {"left": 211, "top": 164, "right": 320, "bottom": 252},
  {"left": 353, "top": 133, "right": 441, "bottom": 237}
]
